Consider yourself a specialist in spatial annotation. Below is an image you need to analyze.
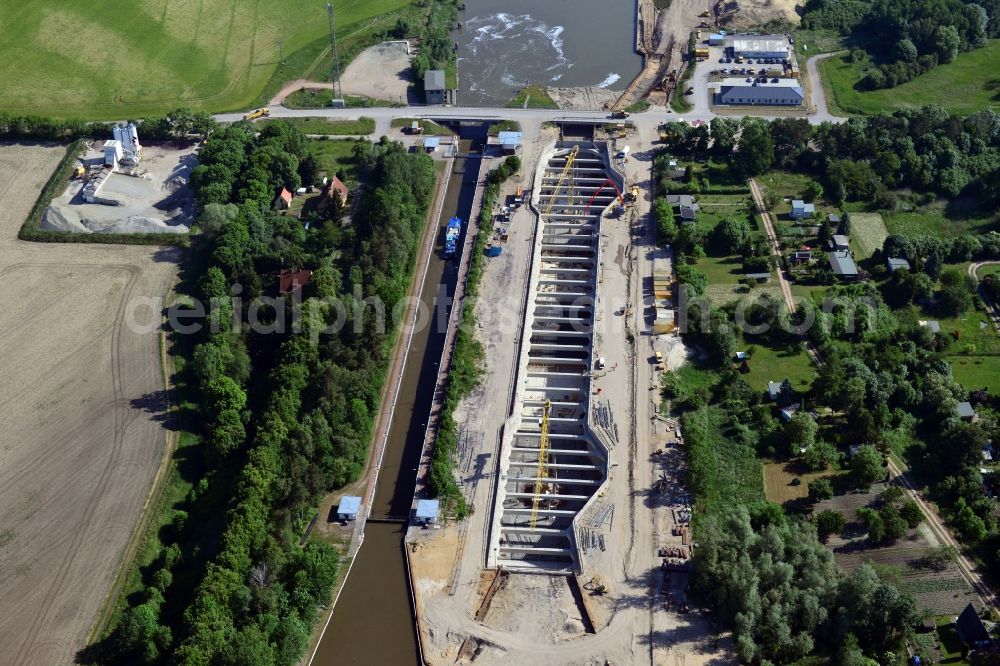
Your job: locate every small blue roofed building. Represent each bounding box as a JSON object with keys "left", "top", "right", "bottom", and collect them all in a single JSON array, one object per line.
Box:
[
  {"left": 337, "top": 496, "right": 362, "bottom": 522},
  {"left": 887, "top": 257, "right": 911, "bottom": 272},
  {"left": 423, "top": 136, "right": 440, "bottom": 152},
  {"left": 415, "top": 499, "right": 440, "bottom": 526},
  {"left": 709, "top": 33, "right": 725, "bottom": 46},
  {"left": 498, "top": 131, "right": 522, "bottom": 155},
  {"left": 715, "top": 77, "right": 803, "bottom": 107},
  {"left": 955, "top": 603, "right": 991, "bottom": 650}
]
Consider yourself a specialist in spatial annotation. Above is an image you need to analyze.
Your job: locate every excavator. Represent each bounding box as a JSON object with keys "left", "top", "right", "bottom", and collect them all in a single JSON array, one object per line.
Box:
[{"left": 243, "top": 107, "right": 271, "bottom": 122}]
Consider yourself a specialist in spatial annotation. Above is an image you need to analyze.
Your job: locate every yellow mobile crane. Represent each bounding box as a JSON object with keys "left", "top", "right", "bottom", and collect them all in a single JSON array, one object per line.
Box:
[
  {"left": 542, "top": 145, "right": 579, "bottom": 217},
  {"left": 243, "top": 107, "right": 271, "bottom": 121},
  {"left": 529, "top": 400, "right": 553, "bottom": 529}
]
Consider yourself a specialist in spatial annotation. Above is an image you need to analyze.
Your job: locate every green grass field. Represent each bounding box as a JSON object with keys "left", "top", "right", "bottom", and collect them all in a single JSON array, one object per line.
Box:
[
  {"left": 309, "top": 138, "right": 365, "bottom": 181},
  {"left": 848, "top": 212, "right": 888, "bottom": 259},
  {"left": 741, "top": 343, "right": 816, "bottom": 393},
  {"left": 260, "top": 117, "right": 375, "bottom": 135},
  {"left": 948, "top": 355, "right": 1000, "bottom": 392},
  {"left": 685, "top": 406, "right": 765, "bottom": 516},
  {"left": 0, "top": 0, "right": 413, "bottom": 119},
  {"left": 504, "top": 85, "right": 558, "bottom": 109},
  {"left": 820, "top": 40, "right": 1000, "bottom": 116}
]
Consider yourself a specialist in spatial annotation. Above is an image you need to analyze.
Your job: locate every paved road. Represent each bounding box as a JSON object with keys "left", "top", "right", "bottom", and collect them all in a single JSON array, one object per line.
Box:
[
  {"left": 805, "top": 52, "right": 844, "bottom": 120},
  {"left": 216, "top": 97, "right": 847, "bottom": 135}
]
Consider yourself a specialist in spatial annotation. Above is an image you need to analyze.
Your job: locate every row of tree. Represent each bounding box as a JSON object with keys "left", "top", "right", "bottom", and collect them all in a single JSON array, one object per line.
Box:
[
  {"left": 0, "top": 106, "right": 216, "bottom": 141},
  {"left": 102, "top": 126, "right": 437, "bottom": 665}
]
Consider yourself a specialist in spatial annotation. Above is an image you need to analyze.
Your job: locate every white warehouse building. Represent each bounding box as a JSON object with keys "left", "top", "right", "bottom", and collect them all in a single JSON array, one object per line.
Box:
[
  {"left": 727, "top": 35, "right": 789, "bottom": 60},
  {"left": 714, "top": 78, "right": 803, "bottom": 106}
]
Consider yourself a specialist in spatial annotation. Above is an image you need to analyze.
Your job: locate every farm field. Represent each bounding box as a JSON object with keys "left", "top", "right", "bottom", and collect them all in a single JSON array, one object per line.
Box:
[
  {"left": 0, "top": 143, "right": 179, "bottom": 663},
  {"left": 869, "top": 200, "right": 1000, "bottom": 239},
  {"left": 819, "top": 40, "right": 1000, "bottom": 116},
  {"left": 814, "top": 482, "right": 979, "bottom": 616},
  {"left": 0, "top": 0, "right": 412, "bottom": 119}
]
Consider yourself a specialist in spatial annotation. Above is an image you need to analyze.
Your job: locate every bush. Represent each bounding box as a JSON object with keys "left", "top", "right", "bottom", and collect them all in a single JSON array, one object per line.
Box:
[{"left": 815, "top": 509, "right": 846, "bottom": 538}]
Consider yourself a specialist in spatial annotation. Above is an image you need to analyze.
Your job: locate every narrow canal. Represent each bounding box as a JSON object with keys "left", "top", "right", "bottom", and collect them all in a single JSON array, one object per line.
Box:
[{"left": 312, "top": 124, "right": 487, "bottom": 665}]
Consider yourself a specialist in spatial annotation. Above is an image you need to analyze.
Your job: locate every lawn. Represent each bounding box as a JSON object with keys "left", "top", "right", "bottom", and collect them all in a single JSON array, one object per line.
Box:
[
  {"left": 898, "top": 304, "right": 1000, "bottom": 356},
  {"left": 763, "top": 460, "right": 841, "bottom": 505},
  {"left": 504, "top": 85, "right": 558, "bottom": 109},
  {"left": 876, "top": 201, "right": 999, "bottom": 239},
  {"left": 309, "top": 138, "right": 366, "bottom": 181},
  {"left": 684, "top": 406, "right": 764, "bottom": 516},
  {"left": 259, "top": 117, "right": 375, "bottom": 135},
  {"left": 820, "top": 40, "right": 1000, "bottom": 116},
  {"left": 848, "top": 212, "right": 888, "bottom": 259},
  {"left": 0, "top": 0, "right": 413, "bottom": 119},
  {"left": 283, "top": 89, "right": 406, "bottom": 109},
  {"left": 948, "top": 355, "right": 1000, "bottom": 392},
  {"left": 741, "top": 342, "right": 816, "bottom": 393}
]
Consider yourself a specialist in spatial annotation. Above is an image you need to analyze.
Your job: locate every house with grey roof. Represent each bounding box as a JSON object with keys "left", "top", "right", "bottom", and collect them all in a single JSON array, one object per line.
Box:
[
  {"left": 921, "top": 320, "right": 941, "bottom": 334},
  {"left": 957, "top": 401, "right": 977, "bottom": 422},
  {"left": 667, "top": 194, "right": 699, "bottom": 221},
  {"left": 827, "top": 250, "right": 858, "bottom": 280},
  {"left": 714, "top": 77, "right": 803, "bottom": 107},
  {"left": 955, "top": 603, "right": 991, "bottom": 649},
  {"left": 886, "top": 257, "right": 911, "bottom": 272},
  {"left": 424, "top": 69, "right": 450, "bottom": 104},
  {"left": 828, "top": 234, "right": 850, "bottom": 250}
]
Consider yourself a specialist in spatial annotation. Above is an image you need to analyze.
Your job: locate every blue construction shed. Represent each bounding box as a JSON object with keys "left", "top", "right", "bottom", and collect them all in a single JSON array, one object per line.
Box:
[{"left": 337, "top": 496, "right": 362, "bottom": 521}]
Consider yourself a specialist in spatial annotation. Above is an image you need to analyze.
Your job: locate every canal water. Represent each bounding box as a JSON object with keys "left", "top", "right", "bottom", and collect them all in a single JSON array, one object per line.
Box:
[
  {"left": 455, "top": 0, "right": 643, "bottom": 106},
  {"left": 312, "top": 127, "right": 486, "bottom": 665}
]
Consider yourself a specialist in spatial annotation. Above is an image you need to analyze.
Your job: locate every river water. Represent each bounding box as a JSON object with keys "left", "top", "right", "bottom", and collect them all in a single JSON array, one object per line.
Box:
[
  {"left": 456, "top": 0, "right": 643, "bottom": 106},
  {"left": 312, "top": 130, "right": 486, "bottom": 665}
]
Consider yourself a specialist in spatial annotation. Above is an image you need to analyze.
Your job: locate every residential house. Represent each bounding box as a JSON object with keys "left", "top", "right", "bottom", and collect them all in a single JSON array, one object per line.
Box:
[
  {"left": 920, "top": 320, "right": 942, "bottom": 334},
  {"left": 767, "top": 381, "right": 784, "bottom": 402},
  {"left": 827, "top": 213, "right": 841, "bottom": 226},
  {"left": 791, "top": 250, "right": 813, "bottom": 265},
  {"left": 277, "top": 268, "right": 312, "bottom": 295},
  {"left": 957, "top": 401, "right": 977, "bottom": 422},
  {"left": 828, "top": 234, "right": 850, "bottom": 251},
  {"left": 886, "top": 257, "right": 911, "bottom": 273},
  {"left": 827, "top": 250, "right": 858, "bottom": 280},
  {"left": 790, "top": 200, "right": 815, "bottom": 220},
  {"left": 275, "top": 187, "right": 292, "bottom": 210},
  {"left": 955, "top": 603, "right": 991, "bottom": 650},
  {"left": 779, "top": 402, "right": 801, "bottom": 422},
  {"left": 322, "top": 175, "right": 349, "bottom": 206},
  {"left": 667, "top": 194, "right": 699, "bottom": 221}
]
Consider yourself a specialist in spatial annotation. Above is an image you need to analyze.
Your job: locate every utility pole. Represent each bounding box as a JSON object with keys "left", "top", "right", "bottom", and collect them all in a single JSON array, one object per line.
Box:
[
  {"left": 327, "top": 3, "right": 344, "bottom": 105},
  {"left": 278, "top": 40, "right": 285, "bottom": 65}
]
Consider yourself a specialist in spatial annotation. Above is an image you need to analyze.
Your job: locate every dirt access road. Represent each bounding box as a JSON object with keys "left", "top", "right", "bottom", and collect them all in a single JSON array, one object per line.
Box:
[{"left": 0, "top": 144, "right": 179, "bottom": 665}]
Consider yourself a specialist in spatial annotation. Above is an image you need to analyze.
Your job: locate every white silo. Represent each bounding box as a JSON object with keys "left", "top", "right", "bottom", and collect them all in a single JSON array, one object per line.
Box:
[
  {"left": 113, "top": 123, "right": 128, "bottom": 146},
  {"left": 126, "top": 123, "right": 140, "bottom": 151}
]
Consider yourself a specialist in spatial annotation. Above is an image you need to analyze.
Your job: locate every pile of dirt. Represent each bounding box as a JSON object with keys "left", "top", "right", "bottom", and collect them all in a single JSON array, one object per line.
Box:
[
  {"left": 547, "top": 86, "right": 620, "bottom": 111},
  {"left": 42, "top": 205, "right": 189, "bottom": 234},
  {"left": 716, "top": 0, "right": 801, "bottom": 30}
]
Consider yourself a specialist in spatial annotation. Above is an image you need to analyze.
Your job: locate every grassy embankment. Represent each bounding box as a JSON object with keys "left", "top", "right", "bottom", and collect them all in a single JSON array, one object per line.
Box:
[
  {"left": 0, "top": 0, "right": 415, "bottom": 119},
  {"left": 258, "top": 117, "right": 375, "bottom": 135},
  {"left": 820, "top": 39, "right": 1000, "bottom": 116},
  {"left": 282, "top": 90, "right": 407, "bottom": 109},
  {"left": 504, "top": 85, "right": 559, "bottom": 109}
]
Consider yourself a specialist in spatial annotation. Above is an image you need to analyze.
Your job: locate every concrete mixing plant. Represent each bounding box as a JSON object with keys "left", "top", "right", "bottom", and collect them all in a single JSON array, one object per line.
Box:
[{"left": 112, "top": 123, "right": 142, "bottom": 166}]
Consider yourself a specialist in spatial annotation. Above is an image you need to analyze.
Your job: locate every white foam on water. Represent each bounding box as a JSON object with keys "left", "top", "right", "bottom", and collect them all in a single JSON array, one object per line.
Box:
[{"left": 594, "top": 72, "right": 621, "bottom": 88}]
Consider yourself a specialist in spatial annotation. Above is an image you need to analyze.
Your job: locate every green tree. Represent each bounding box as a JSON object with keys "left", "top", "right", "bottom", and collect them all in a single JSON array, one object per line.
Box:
[
  {"left": 805, "top": 441, "right": 838, "bottom": 471},
  {"left": 938, "top": 268, "right": 975, "bottom": 316},
  {"left": 816, "top": 509, "right": 846, "bottom": 538},
  {"left": 802, "top": 179, "right": 824, "bottom": 203},
  {"left": 809, "top": 477, "right": 835, "bottom": 501},
  {"left": 785, "top": 411, "right": 818, "bottom": 456},
  {"left": 736, "top": 118, "right": 774, "bottom": 176},
  {"left": 899, "top": 499, "right": 923, "bottom": 528},
  {"left": 850, "top": 445, "right": 884, "bottom": 488}
]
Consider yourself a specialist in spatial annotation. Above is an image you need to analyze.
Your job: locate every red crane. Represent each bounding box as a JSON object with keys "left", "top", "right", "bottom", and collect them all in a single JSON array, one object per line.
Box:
[{"left": 583, "top": 178, "right": 625, "bottom": 214}]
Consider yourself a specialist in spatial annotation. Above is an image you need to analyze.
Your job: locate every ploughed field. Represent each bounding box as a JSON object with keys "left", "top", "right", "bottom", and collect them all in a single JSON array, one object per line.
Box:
[{"left": 0, "top": 144, "right": 179, "bottom": 665}]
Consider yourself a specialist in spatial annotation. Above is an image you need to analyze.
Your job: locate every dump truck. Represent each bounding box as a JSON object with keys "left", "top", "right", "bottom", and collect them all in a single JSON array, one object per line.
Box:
[
  {"left": 444, "top": 216, "right": 462, "bottom": 258},
  {"left": 243, "top": 107, "right": 271, "bottom": 121}
]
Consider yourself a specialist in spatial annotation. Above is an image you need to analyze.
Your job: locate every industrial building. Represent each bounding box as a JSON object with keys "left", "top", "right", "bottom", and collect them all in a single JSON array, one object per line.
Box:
[
  {"left": 727, "top": 34, "right": 790, "bottom": 60},
  {"left": 715, "top": 78, "right": 803, "bottom": 106},
  {"left": 487, "top": 143, "right": 621, "bottom": 571},
  {"left": 424, "top": 69, "right": 455, "bottom": 105}
]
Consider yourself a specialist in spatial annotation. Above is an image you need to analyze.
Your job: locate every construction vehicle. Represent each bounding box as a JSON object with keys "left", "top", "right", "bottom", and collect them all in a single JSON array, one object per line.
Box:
[
  {"left": 627, "top": 185, "right": 640, "bottom": 203},
  {"left": 699, "top": 10, "right": 711, "bottom": 17},
  {"left": 529, "top": 400, "right": 552, "bottom": 529},
  {"left": 610, "top": 110, "right": 630, "bottom": 119},
  {"left": 542, "top": 146, "right": 579, "bottom": 217},
  {"left": 243, "top": 107, "right": 271, "bottom": 121},
  {"left": 72, "top": 165, "right": 86, "bottom": 179}
]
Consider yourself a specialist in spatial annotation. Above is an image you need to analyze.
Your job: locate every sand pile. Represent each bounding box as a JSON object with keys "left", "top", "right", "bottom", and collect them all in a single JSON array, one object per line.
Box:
[{"left": 42, "top": 205, "right": 189, "bottom": 234}]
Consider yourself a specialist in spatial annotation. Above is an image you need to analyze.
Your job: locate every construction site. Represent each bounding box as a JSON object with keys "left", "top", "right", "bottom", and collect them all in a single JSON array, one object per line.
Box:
[{"left": 402, "top": 119, "right": 729, "bottom": 665}]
